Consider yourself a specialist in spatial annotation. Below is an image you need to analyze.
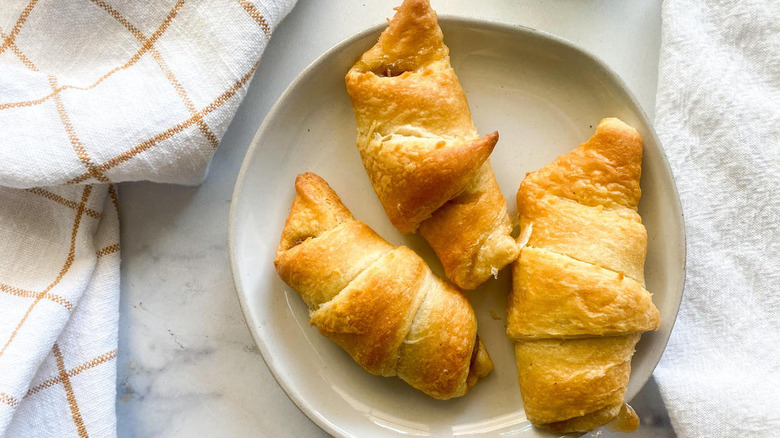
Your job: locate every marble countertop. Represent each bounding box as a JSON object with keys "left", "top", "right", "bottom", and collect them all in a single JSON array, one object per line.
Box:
[{"left": 116, "top": 0, "right": 675, "bottom": 436}]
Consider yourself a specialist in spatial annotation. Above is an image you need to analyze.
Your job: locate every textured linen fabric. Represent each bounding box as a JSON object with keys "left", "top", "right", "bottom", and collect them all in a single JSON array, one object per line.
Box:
[
  {"left": 653, "top": 0, "right": 780, "bottom": 436},
  {"left": 0, "top": 0, "right": 296, "bottom": 436}
]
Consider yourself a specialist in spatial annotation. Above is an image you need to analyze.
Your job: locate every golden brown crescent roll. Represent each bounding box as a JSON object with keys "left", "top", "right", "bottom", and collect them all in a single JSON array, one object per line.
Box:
[
  {"left": 275, "top": 172, "right": 493, "bottom": 399},
  {"left": 507, "top": 118, "right": 661, "bottom": 433},
  {"left": 345, "top": 0, "right": 518, "bottom": 290}
]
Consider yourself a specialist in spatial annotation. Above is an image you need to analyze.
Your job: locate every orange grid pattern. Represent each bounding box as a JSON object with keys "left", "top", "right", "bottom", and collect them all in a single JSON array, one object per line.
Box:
[
  {"left": 0, "top": 185, "right": 92, "bottom": 360},
  {"left": 25, "top": 349, "right": 118, "bottom": 398},
  {"left": 0, "top": 0, "right": 276, "bottom": 433},
  {"left": 26, "top": 188, "right": 102, "bottom": 220},
  {"left": 0, "top": 393, "right": 19, "bottom": 408},
  {"left": 96, "top": 243, "right": 120, "bottom": 258},
  {"left": 0, "top": 283, "right": 74, "bottom": 311},
  {"left": 53, "top": 344, "right": 88, "bottom": 438}
]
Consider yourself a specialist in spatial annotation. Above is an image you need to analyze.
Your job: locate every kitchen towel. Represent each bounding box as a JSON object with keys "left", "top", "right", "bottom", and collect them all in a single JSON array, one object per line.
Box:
[
  {"left": 0, "top": 0, "right": 296, "bottom": 436},
  {"left": 652, "top": 0, "right": 780, "bottom": 437}
]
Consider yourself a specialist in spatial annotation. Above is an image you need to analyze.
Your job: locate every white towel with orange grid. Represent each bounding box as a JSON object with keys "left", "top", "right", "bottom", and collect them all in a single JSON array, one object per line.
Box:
[{"left": 0, "top": 1, "right": 296, "bottom": 436}]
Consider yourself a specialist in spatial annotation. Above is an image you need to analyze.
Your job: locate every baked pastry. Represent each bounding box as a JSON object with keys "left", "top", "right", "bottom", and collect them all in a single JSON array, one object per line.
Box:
[
  {"left": 507, "top": 118, "right": 661, "bottom": 432},
  {"left": 345, "top": 0, "right": 518, "bottom": 290},
  {"left": 274, "top": 172, "right": 494, "bottom": 399}
]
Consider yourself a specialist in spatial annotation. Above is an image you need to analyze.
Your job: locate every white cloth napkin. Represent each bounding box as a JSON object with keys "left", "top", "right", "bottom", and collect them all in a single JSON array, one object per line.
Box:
[
  {"left": 0, "top": 1, "right": 296, "bottom": 436},
  {"left": 652, "top": 0, "right": 780, "bottom": 436}
]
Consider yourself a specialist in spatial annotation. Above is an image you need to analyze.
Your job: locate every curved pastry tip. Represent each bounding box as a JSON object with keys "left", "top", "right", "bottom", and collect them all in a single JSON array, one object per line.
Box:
[
  {"left": 605, "top": 403, "right": 639, "bottom": 433},
  {"left": 589, "top": 117, "right": 643, "bottom": 167},
  {"left": 477, "top": 131, "right": 499, "bottom": 154},
  {"left": 466, "top": 336, "right": 494, "bottom": 390},
  {"left": 276, "top": 173, "right": 353, "bottom": 254},
  {"left": 389, "top": 131, "right": 499, "bottom": 233},
  {"left": 517, "top": 117, "right": 643, "bottom": 211},
  {"left": 350, "top": 0, "right": 444, "bottom": 77}
]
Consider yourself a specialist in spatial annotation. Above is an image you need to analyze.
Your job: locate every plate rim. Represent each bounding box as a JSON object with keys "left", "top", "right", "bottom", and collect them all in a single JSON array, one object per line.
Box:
[{"left": 227, "top": 15, "right": 686, "bottom": 438}]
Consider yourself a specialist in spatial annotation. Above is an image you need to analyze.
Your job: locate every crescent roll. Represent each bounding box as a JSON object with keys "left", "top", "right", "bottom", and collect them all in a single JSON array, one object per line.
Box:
[
  {"left": 274, "top": 172, "right": 494, "bottom": 399},
  {"left": 345, "top": 0, "right": 518, "bottom": 290},
  {"left": 507, "top": 118, "right": 661, "bottom": 432}
]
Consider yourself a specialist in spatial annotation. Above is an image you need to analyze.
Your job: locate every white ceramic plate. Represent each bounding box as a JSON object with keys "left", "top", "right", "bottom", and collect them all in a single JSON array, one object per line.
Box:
[{"left": 228, "top": 17, "right": 685, "bottom": 438}]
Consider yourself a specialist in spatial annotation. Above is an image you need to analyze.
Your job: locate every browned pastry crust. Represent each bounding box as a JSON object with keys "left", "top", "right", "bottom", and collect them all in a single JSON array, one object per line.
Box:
[
  {"left": 345, "top": 0, "right": 518, "bottom": 290},
  {"left": 507, "top": 118, "right": 661, "bottom": 432},
  {"left": 275, "top": 172, "right": 494, "bottom": 399}
]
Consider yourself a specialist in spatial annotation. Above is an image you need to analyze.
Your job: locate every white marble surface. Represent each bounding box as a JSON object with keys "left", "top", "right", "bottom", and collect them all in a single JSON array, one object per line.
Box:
[{"left": 116, "top": 0, "right": 675, "bottom": 437}]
